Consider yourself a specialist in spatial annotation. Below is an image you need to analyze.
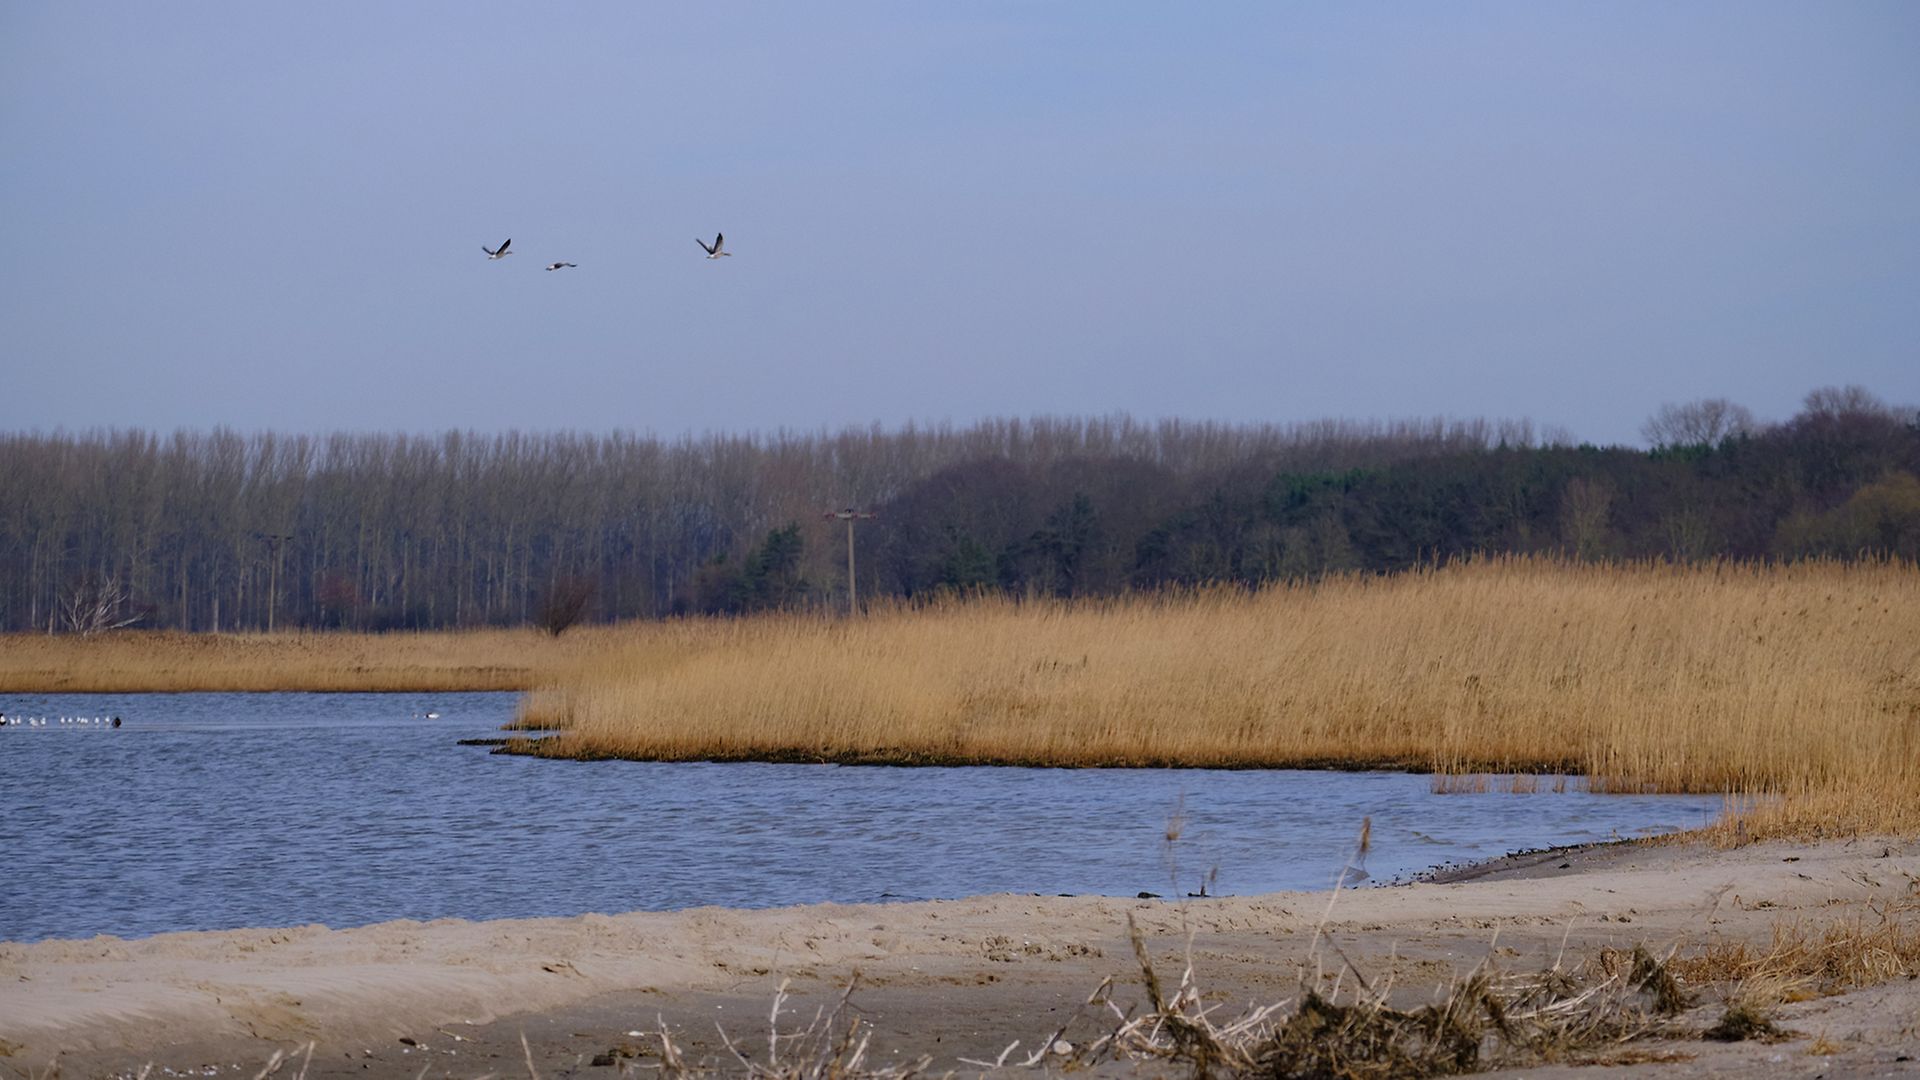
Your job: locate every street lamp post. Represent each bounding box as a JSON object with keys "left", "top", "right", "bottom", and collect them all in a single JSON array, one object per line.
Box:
[{"left": 822, "top": 508, "right": 878, "bottom": 615}]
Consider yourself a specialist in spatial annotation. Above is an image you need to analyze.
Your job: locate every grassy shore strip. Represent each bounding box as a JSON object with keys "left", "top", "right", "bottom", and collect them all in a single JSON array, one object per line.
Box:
[
  {"left": 500, "top": 735, "right": 1527, "bottom": 773},
  {"left": 0, "top": 626, "right": 623, "bottom": 693},
  {"left": 513, "top": 557, "right": 1920, "bottom": 837}
]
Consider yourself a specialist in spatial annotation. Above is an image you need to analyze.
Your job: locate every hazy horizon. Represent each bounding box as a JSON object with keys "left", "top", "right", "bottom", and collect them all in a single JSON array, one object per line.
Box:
[{"left": 4, "top": 4, "right": 1916, "bottom": 446}]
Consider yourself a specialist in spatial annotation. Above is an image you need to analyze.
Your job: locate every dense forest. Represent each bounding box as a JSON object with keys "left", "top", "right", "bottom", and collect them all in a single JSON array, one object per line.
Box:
[{"left": 2, "top": 387, "right": 1915, "bottom": 634}]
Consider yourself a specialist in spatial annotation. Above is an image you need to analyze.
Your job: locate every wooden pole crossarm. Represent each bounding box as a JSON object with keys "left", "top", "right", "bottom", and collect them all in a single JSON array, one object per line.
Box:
[{"left": 821, "top": 510, "right": 879, "bottom": 614}]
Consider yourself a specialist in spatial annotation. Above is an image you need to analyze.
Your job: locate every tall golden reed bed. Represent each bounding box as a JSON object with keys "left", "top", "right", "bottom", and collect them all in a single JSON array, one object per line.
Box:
[{"left": 519, "top": 557, "right": 1920, "bottom": 836}]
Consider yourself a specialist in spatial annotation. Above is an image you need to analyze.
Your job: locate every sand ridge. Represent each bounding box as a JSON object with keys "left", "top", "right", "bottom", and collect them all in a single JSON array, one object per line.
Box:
[{"left": 3, "top": 838, "right": 1917, "bottom": 1077}]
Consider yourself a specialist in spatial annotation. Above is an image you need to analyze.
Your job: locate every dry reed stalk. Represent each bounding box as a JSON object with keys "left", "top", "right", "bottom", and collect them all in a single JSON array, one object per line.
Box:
[
  {"left": 631, "top": 975, "right": 933, "bottom": 1080},
  {"left": 521, "top": 1032, "right": 541, "bottom": 1080},
  {"left": 517, "top": 557, "right": 1920, "bottom": 838}
]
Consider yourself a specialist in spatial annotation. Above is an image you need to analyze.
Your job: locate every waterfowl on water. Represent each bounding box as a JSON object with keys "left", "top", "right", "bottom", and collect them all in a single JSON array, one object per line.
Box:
[
  {"left": 695, "top": 233, "right": 731, "bottom": 259},
  {"left": 544, "top": 262, "right": 576, "bottom": 271},
  {"left": 483, "top": 238, "right": 514, "bottom": 260}
]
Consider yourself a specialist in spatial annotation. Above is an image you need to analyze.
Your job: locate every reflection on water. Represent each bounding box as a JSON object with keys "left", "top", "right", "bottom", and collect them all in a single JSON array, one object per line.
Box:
[{"left": 0, "top": 692, "right": 1724, "bottom": 942}]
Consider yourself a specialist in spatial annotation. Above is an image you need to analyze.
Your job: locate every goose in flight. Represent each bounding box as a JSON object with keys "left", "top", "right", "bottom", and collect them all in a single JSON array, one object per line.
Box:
[
  {"left": 695, "top": 233, "right": 731, "bottom": 259},
  {"left": 483, "top": 239, "right": 513, "bottom": 260},
  {"left": 545, "top": 262, "right": 576, "bottom": 272}
]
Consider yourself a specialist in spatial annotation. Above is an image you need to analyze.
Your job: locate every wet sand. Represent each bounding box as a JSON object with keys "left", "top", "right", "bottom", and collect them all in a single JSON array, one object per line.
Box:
[{"left": 3, "top": 838, "right": 1917, "bottom": 1079}]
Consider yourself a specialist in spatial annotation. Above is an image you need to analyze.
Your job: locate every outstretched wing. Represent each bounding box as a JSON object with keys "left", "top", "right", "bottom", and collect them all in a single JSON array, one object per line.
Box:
[
  {"left": 695, "top": 236, "right": 715, "bottom": 254},
  {"left": 713, "top": 233, "right": 724, "bottom": 250},
  {"left": 499, "top": 238, "right": 511, "bottom": 253}
]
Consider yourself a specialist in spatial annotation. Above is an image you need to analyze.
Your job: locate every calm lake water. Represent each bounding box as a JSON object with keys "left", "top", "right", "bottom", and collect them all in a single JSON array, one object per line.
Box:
[{"left": 0, "top": 692, "right": 1724, "bottom": 943}]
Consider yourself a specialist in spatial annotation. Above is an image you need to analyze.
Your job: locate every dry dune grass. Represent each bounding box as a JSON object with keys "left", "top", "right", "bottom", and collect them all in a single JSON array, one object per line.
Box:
[
  {"left": 0, "top": 626, "right": 623, "bottom": 693},
  {"left": 518, "top": 557, "right": 1920, "bottom": 837},
  {"left": 1672, "top": 899, "right": 1920, "bottom": 998}
]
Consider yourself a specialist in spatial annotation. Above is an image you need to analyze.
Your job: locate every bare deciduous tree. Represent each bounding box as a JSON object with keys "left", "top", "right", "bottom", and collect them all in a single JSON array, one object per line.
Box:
[
  {"left": 1802, "top": 385, "right": 1891, "bottom": 420},
  {"left": 59, "top": 574, "right": 143, "bottom": 636},
  {"left": 538, "top": 576, "right": 596, "bottom": 637},
  {"left": 1641, "top": 398, "right": 1757, "bottom": 448},
  {"left": 1559, "top": 477, "right": 1614, "bottom": 561}
]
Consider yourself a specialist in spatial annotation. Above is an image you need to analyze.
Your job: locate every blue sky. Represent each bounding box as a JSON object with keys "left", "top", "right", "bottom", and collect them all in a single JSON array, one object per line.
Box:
[{"left": 3, "top": 3, "right": 1915, "bottom": 445}]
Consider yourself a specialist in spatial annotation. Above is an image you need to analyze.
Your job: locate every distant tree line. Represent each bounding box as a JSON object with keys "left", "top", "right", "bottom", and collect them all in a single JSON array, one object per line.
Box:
[{"left": 0, "top": 390, "right": 1914, "bottom": 634}]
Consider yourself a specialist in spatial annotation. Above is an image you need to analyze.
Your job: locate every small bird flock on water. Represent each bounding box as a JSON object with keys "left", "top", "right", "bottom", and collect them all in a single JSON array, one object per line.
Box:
[
  {"left": 0, "top": 713, "right": 121, "bottom": 728},
  {"left": 480, "top": 233, "right": 731, "bottom": 270},
  {"left": 0, "top": 709, "right": 442, "bottom": 728}
]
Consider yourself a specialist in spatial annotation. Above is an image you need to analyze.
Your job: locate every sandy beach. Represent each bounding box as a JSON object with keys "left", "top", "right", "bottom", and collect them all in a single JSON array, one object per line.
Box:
[{"left": 4, "top": 837, "right": 1916, "bottom": 1079}]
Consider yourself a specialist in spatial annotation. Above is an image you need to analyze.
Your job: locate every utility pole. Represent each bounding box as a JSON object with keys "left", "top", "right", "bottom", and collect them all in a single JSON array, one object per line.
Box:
[
  {"left": 256, "top": 532, "right": 293, "bottom": 632},
  {"left": 822, "top": 508, "right": 878, "bottom": 615}
]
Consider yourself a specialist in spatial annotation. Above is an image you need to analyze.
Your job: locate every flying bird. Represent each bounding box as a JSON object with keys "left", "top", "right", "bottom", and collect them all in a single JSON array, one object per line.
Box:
[
  {"left": 483, "top": 239, "right": 513, "bottom": 260},
  {"left": 695, "top": 233, "right": 731, "bottom": 259},
  {"left": 545, "top": 262, "right": 576, "bottom": 271}
]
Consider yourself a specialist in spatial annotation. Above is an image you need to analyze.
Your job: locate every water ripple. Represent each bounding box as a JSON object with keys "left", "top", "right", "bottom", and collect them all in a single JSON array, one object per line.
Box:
[{"left": 0, "top": 692, "right": 1724, "bottom": 942}]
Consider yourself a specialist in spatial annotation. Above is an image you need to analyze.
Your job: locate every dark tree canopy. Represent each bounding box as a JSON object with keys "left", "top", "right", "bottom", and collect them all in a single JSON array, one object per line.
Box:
[{"left": 1, "top": 395, "right": 1914, "bottom": 633}]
